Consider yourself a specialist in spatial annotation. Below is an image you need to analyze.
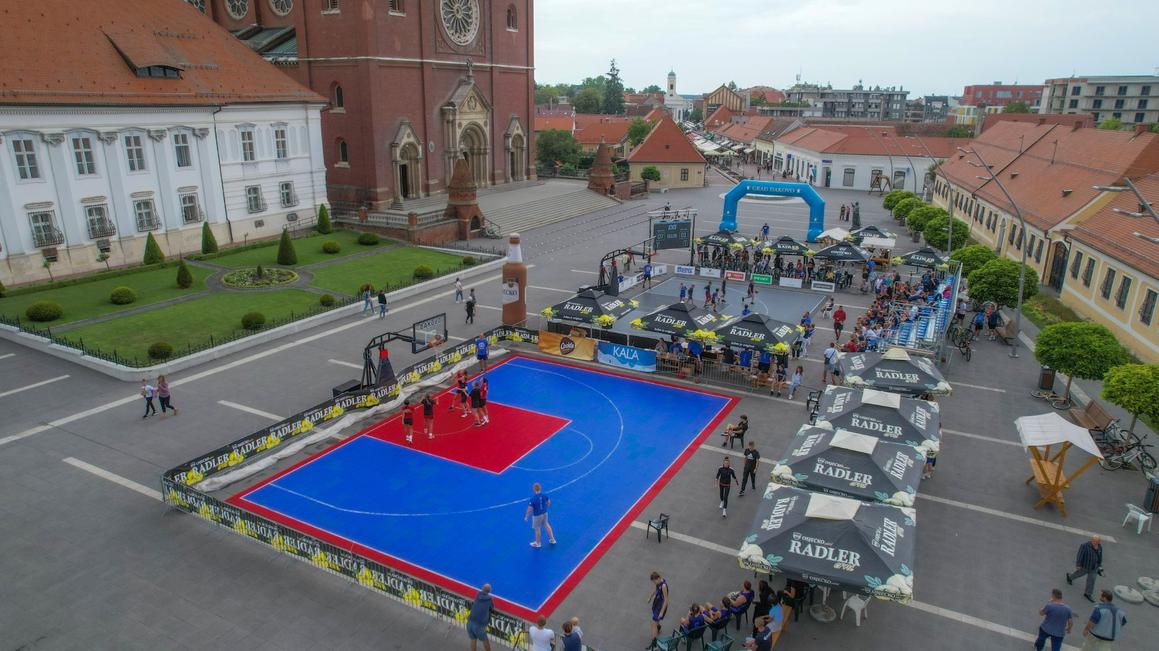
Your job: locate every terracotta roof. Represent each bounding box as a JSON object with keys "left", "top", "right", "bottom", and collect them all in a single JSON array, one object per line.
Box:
[
  {"left": 745, "top": 86, "right": 786, "bottom": 104},
  {"left": 534, "top": 115, "right": 575, "bottom": 132},
  {"left": 574, "top": 113, "right": 629, "bottom": 131},
  {"left": 714, "top": 116, "right": 775, "bottom": 144},
  {"left": 757, "top": 118, "right": 803, "bottom": 142},
  {"left": 644, "top": 107, "right": 668, "bottom": 123},
  {"left": 980, "top": 113, "right": 1094, "bottom": 132},
  {"left": 1069, "top": 172, "right": 1159, "bottom": 280},
  {"left": 627, "top": 116, "right": 706, "bottom": 164},
  {"left": 0, "top": 0, "right": 322, "bottom": 106},
  {"left": 776, "top": 126, "right": 961, "bottom": 157},
  {"left": 705, "top": 105, "right": 735, "bottom": 129},
  {"left": 575, "top": 118, "right": 631, "bottom": 145},
  {"left": 937, "top": 121, "right": 1159, "bottom": 232}
]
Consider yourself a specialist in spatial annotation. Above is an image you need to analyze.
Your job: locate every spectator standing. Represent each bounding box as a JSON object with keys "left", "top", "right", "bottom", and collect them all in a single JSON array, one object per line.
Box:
[
  {"left": 787, "top": 365, "right": 804, "bottom": 400},
  {"left": 361, "top": 285, "right": 373, "bottom": 315},
  {"left": 454, "top": 277, "right": 464, "bottom": 303},
  {"left": 833, "top": 305, "right": 847, "bottom": 340},
  {"left": 465, "top": 289, "right": 476, "bottom": 324},
  {"left": 560, "top": 619, "right": 582, "bottom": 651},
  {"left": 643, "top": 261, "right": 653, "bottom": 288},
  {"left": 377, "top": 288, "right": 388, "bottom": 318},
  {"left": 140, "top": 379, "right": 157, "bottom": 419},
  {"left": 1066, "top": 536, "right": 1104, "bottom": 601},
  {"left": 648, "top": 572, "right": 669, "bottom": 647},
  {"left": 739, "top": 441, "right": 760, "bottom": 496},
  {"left": 822, "top": 343, "right": 838, "bottom": 384},
  {"left": 475, "top": 333, "right": 490, "bottom": 372},
  {"left": 716, "top": 456, "right": 739, "bottom": 517},
  {"left": 528, "top": 616, "right": 554, "bottom": 651},
  {"left": 1034, "top": 588, "right": 1073, "bottom": 651},
  {"left": 467, "top": 584, "right": 494, "bottom": 651},
  {"left": 1081, "top": 590, "right": 1126, "bottom": 649}
]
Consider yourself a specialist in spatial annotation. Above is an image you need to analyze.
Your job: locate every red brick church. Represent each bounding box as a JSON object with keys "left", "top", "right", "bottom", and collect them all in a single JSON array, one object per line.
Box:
[{"left": 188, "top": 0, "right": 535, "bottom": 209}]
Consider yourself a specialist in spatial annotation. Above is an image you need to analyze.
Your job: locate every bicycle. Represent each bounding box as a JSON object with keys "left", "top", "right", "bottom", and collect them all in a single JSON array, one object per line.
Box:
[
  {"left": 1094, "top": 421, "right": 1142, "bottom": 455},
  {"left": 957, "top": 336, "right": 972, "bottom": 362},
  {"left": 1029, "top": 389, "right": 1073, "bottom": 410},
  {"left": 1098, "top": 438, "right": 1157, "bottom": 472}
]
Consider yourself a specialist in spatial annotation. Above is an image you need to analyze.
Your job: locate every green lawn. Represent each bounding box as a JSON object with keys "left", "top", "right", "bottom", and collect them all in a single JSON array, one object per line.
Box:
[
  {"left": 212, "top": 230, "right": 392, "bottom": 268},
  {"left": 0, "top": 265, "right": 213, "bottom": 326},
  {"left": 64, "top": 290, "right": 325, "bottom": 363},
  {"left": 309, "top": 247, "right": 471, "bottom": 296}
]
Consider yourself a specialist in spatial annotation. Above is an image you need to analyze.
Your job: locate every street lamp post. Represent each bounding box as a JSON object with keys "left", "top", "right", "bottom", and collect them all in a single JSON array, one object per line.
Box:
[
  {"left": 905, "top": 135, "right": 959, "bottom": 256},
  {"left": 960, "top": 146, "right": 1028, "bottom": 359}
]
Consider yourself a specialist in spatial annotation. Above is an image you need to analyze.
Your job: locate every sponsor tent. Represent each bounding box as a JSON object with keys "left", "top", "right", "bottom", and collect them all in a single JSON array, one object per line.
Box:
[
  {"left": 550, "top": 289, "right": 632, "bottom": 323},
  {"left": 633, "top": 302, "right": 718, "bottom": 336},
  {"left": 840, "top": 348, "right": 952, "bottom": 397},
  {"left": 713, "top": 313, "right": 800, "bottom": 351},
  {"left": 738, "top": 485, "right": 916, "bottom": 603},
  {"left": 759, "top": 235, "right": 810, "bottom": 257},
  {"left": 701, "top": 229, "right": 750, "bottom": 247},
  {"left": 851, "top": 225, "right": 895, "bottom": 240},
  {"left": 812, "top": 241, "right": 871, "bottom": 263},
  {"left": 770, "top": 426, "right": 925, "bottom": 506},
  {"left": 814, "top": 386, "right": 941, "bottom": 454},
  {"left": 897, "top": 247, "right": 948, "bottom": 269},
  {"left": 817, "top": 227, "right": 850, "bottom": 243},
  {"left": 1015, "top": 412, "right": 1103, "bottom": 517}
]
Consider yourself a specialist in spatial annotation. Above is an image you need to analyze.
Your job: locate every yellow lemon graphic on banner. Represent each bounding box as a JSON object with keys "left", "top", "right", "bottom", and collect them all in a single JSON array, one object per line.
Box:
[
  {"left": 265, "top": 433, "right": 281, "bottom": 449},
  {"left": 198, "top": 503, "right": 217, "bottom": 521},
  {"left": 310, "top": 549, "right": 328, "bottom": 567},
  {"left": 363, "top": 394, "right": 380, "bottom": 407},
  {"left": 510, "top": 332, "right": 524, "bottom": 342},
  {"left": 408, "top": 371, "right": 421, "bottom": 384},
  {"left": 183, "top": 468, "right": 204, "bottom": 485},
  {"left": 232, "top": 519, "right": 248, "bottom": 535},
  {"left": 451, "top": 352, "right": 462, "bottom": 363},
  {"left": 271, "top": 535, "right": 288, "bottom": 552},
  {"left": 454, "top": 608, "right": 470, "bottom": 624},
  {"left": 299, "top": 419, "right": 314, "bottom": 433},
  {"left": 488, "top": 334, "right": 499, "bottom": 344},
  {"left": 227, "top": 450, "right": 245, "bottom": 466},
  {"left": 430, "top": 360, "right": 443, "bottom": 373},
  {"left": 327, "top": 405, "right": 344, "bottom": 420},
  {"left": 403, "top": 587, "right": 423, "bottom": 607},
  {"left": 165, "top": 489, "right": 188, "bottom": 507},
  {"left": 357, "top": 566, "right": 375, "bottom": 587}
]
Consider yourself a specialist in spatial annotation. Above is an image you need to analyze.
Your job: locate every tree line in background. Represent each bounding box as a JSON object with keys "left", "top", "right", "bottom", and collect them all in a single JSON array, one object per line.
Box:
[{"left": 536, "top": 59, "right": 626, "bottom": 115}]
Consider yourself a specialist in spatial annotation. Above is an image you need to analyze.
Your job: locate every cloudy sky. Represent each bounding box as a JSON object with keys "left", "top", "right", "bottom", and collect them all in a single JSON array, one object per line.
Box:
[{"left": 534, "top": 0, "right": 1159, "bottom": 96}]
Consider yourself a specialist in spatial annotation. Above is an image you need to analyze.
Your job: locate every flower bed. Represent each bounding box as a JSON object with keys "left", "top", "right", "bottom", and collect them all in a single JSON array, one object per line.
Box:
[{"left": 221, "top": 268, "right": 299, "bottom": 289}]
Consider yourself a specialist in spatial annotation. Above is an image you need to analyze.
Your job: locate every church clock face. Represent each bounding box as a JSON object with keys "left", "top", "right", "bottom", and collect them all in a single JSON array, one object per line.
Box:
[{"left": 441, "top": 0, "right": 480, "bottom": 47}]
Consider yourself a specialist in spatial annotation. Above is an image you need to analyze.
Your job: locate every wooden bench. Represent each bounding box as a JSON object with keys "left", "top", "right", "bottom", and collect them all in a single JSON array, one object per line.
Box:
[
  {"left": 992, "top": 319, "right": 1017, "bottom": 345},
  {"left": 1070, "top": 400, "right": 1115, "bottom": 433}
]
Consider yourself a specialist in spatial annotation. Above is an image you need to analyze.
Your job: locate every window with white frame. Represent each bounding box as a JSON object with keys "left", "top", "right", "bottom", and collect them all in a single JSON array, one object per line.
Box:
[
  {"left": 124, "top": 134, "right": 146, "bottom": 172},
  {"left": 12, "top": 138, "right": 40, "bottom": 180},
  {"left": 29, "top": 211, "right": 61, "bottom": 247},
  {"left": 842, "top": 168, "right": 855, "bottom": 187},
  {"left": 323, "top": 0, "right": 339, "bottom": 11},
  {"left": 680, "top": 168, "right": 689, "bottom": 182},
  {"left": 246, "top": 186, "right": 265, "bottom": 213},
  {"left": 280, "top": 181, "right": 298, "bottom": 207},
  {"left": 86, "top": 204, "right": 115, "bottom": 238},
  {"left": 240, "top": 129, "right": 256, "bottom": 162},
  {"left": 134, "top": 199, "right": 160, "bottom": 232},
  {"left": 389, "top": 0, "right": 403, "bottom": 13},
  {"left": 1070, "top": 251, "right": 1083, "bottom": 279},
  {"left": 72, "top": 137, "right": 96, "bottom": 175},
  {"left": 274, "top": 127, "right": 288, "bottom": 160},
  {"left": 173, "top": 133, "right": 192, "bottom": 168},
  {"left": 180, "top": 193, "right": 201, "bottom": 224}
]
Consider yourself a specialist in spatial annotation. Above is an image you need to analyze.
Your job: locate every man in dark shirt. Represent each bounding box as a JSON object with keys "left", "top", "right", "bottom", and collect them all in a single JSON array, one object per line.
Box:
[
  {"left": 716, "top": 456, "right": 739, "bottom": 517},
  {"left": 467, "top": 583, "right": 494, "bottom": 651},
  {"left": 739, "top": 441, "right": 761, "bottom": 497}
]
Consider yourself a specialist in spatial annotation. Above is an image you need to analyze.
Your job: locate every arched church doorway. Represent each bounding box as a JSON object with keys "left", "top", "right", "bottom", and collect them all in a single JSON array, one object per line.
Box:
[{"left": 459, "top": 124, "right": 489, "bottom": 188}]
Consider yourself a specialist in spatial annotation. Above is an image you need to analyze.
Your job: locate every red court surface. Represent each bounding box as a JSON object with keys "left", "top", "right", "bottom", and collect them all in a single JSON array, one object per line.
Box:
[{"left": 362, "top": 398, "right": 571, "bottom": 473}]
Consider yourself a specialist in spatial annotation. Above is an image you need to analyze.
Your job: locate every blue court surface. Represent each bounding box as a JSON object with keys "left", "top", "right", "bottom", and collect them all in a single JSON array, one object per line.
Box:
[{"left": 230, "top": 355, "right": 736, "bottom": 618}]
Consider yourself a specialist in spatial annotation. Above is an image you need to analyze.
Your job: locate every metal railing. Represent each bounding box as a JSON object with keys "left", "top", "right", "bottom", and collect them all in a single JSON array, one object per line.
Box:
[
  {"left": 33, "top": 226, "right": 65, "bottom": 248},
  {"left": 87, "top": 219, "right": 116, "bottom": 239}
]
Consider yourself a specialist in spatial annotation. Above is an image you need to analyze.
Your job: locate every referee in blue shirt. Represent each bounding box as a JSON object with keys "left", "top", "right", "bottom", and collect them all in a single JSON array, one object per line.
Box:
[{"left": 524, "top": 483, "right": 556, "bottom": 548}]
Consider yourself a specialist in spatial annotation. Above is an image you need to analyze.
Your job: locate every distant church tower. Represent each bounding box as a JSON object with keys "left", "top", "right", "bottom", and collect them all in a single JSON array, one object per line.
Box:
[{"left": 664, "top": 70, "right": 686, "bottom": 122}]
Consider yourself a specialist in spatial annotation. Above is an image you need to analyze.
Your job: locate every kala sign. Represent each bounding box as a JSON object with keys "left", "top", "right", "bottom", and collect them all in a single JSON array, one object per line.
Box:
[{"left": 597, "top": 342, "right": 657, "bottom": 372}]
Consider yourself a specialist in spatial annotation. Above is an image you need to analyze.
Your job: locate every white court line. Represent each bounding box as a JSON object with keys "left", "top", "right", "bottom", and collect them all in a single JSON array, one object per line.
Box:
[
  {"left": 62, "top": 457, "right": 162, "bottom": 501},
  {"left": 217, "top": 400, "right": 284, "bottom": 421},
  {"left": 328, "top": 358, "right": 363, "bottom": 370},
  {"left": 917, "top": 493, "right": 1116, "bottom": 543},
  {"left": 0, "top": 374, "right": 69, "bottom": 399},
  {"left": 0, "top": 268, "right": 527, "bottom": 448},
  {"left": 0, "top": 353, "right": 15, "bottom": 360},
  {"left": 952, "top": 381, "right": 1007, "bottom": 393},
  {"left": 527, "top": 285, "right": 574, "bottom": 293},
  {"left": 636, "top": 519, "right": 1080, "bottom": 650},
  {"left": 570, "top": 269, "right": 598, "bottom": 275},
  {"left": 476, "top": 304, "right": 501, "bottom": 311}
]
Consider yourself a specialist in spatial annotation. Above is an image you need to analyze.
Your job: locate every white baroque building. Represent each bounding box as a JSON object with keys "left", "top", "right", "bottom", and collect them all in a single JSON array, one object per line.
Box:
[{"left": 0, "top": 0, "right": 327, "bottom": 287}]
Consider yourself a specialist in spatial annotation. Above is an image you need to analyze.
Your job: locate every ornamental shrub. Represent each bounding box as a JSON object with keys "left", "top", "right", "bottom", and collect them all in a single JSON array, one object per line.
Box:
[
  {"left": 176, "top": 260, "right": 194, "bottom": 289},
  {"left": 316, "top": 204, "right": 333, "bottom": 234},
  {"left": 147, "top": 342, "right": 174, "bottom": 360},
  {"left": 200, "top": 222, "right": 219, "bottom": 254},
  {"left": 276, "top": 229, "right": 298, "bottom": 265},
  {"left": 461, "top": 255, "right": 477, "bottom": 266},
  {"left": 241, "top": 311, "right": 266, "bottom": 330},
  {"left": 143, "top": 232, "right": 165, "bottom": 265},
  {"left": 906, "top": 205, "right": 943, "bottom": 234},
  {"left": 25, "top": 301, "right": 63, "bottom": 322},
  {"left": 883, "top": 190, "right": 916, "bottom": 210},
  {"left": 892, "top": 197, "right": 922, "bottom": 220},
  {"left": 322, "top": 240, "right": 341, "bottom": 254},
  {"left": 319, "top": 293, "right": 336, "bottom": 307},
  {"left": 357, "top": 232, "right": 380, "bottom": 245},
  {"left": 109, "top": 286, "right": 138, "bottom": 305},
  {"left": 413, "top": 265, "right": 434, "bottom": 280}
]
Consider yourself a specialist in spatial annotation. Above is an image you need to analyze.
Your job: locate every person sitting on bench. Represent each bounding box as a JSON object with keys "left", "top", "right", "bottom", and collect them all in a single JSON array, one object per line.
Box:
[{"left": 723, "top": 415, "right": 749, "bottom": 447}]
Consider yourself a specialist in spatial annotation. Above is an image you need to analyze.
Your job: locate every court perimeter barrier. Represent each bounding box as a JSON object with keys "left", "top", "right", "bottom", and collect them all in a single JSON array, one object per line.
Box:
[{"left": 161, "top": 326, "right": 541, "bottom": 648}]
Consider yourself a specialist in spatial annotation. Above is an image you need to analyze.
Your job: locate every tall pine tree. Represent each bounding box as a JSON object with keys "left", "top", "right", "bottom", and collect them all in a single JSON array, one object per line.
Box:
[{"left": 603, "top": 59, "right": 625, "bottom": 115}]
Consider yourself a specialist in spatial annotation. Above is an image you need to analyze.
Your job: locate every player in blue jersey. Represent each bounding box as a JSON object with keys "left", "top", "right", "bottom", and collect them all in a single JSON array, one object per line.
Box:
[{"left": 523, "top": 483, "right": 556, "bottom": 548}]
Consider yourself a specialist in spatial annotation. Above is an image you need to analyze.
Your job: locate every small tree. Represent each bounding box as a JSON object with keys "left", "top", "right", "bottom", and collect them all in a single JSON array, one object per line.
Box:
[
  {"left": 536, "top": 129, "right": 581, "bottom": 168},
  {"left": 176, "top": 259, "right": 193, "bottom": 289},
  {"left": 1098, "top": 117, "right": 1123, "bottom": 131},
  {"left": 276, "top": 228, "right": 297, "bottom": 265},
  {"left": 572, "top": 87, "right": 603, "bottom": 114},
  {"left": 627, "top": 118, "right": 653, "bottom": 148},
  {"left": 316, "top": 204, "right": 332, "bottom": 234},
  {"left": 1101, "top": 364, "right": 1159, "bottom": 434},
  {"left": 96, "top": 252, "right": 111, "bottom": 271},
  {"left": 906, "top": 205, "right": 944, "bottom": 234},
  {"left": 950, "top": 244, "right": 997, "bottom": 278},
  {"left": 922, "top": 215, "right": 969, "bottom": 250},
  {"left": 640, "top": 166, "right": 661, "bottom": 182},
  {"left": 688, "top": 106, "right": 704, "bottom": 123},
  {"left": 945, "top": 125, "right": 974, "bottom": 138},
  {"left": 1035, "top": 322, "right": 1130, "bottom": 402},
  {"left": 143, "top": 232, "right": 165, "bottom": 265},
  {"left": 883, "top": 190, "right": 916, "bottom": 210},
  {"left": 201, "top": 222, "right": 219, "bottom": 254},
  {"left": 1003, "top": 102, "right": 1031, "bottom": 113},
  {"left": 892, "top": 197, "right": 923, "bottom": 220},
  {"left": 967, "top": 258, "right": 1039, "bottom": 307}
]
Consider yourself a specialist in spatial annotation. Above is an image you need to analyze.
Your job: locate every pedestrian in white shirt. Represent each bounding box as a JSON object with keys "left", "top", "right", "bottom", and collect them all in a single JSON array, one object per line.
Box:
[{"left": 529, "top": 615, "right": 554, "bottom": 651}]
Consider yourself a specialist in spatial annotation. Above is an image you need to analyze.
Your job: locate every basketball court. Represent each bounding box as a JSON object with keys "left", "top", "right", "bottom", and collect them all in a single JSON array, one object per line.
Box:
[{"left": 228, "top": 354, "right": 736, "bottom": 619}]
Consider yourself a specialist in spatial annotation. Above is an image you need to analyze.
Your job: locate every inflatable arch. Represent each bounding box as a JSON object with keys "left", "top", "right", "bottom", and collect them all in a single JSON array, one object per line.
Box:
[{"left": 719, "top": 180, "right": 826, "bottom": 242}]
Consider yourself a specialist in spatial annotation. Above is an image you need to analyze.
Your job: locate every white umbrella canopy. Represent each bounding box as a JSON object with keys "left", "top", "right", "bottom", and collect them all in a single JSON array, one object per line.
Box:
[{"left": 1015, "top": 412, "right": 1104, "bottom": 458}]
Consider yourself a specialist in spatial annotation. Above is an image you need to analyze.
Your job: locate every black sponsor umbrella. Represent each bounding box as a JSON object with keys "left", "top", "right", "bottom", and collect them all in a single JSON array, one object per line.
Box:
[
  {"left": 770, "top": 425, "right": 925, "bottom": 506},
  {"left": 633, "top": 302, "right": 718, "bottom": 336},
  {"left": 701, "top": 229, "right": 750, "bottom": 247},
  {"left": 896, "top": 247, "right": 947, "bottom": 269},
  {"left": 851, "top": 225, "right": 895, "bottom": 240},
  {"left": 812, "top": 241, "right": 870, "bottom": 262},
  {"left": 760, "top": 235, "right": 809, "bottom": 256},
  {"left": 550, "top": 289, "right": 632, "bottom": 323},
  {"left": 713, "top": 313, "right": 800, "bottom": 352},
  {"left": 738, "top": 484, "right": 916, "bottom": 603},
  {"left": 839, "top": 348, "right": 952, "bottom": 397},
  {"left": 814, "top": 386, "right": 941, "bottom": 453}
]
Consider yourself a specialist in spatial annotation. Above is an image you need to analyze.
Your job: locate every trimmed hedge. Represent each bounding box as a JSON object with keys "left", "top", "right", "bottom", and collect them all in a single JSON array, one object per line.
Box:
[
  {"left": 319, "top": 293, "right": 336, "bottom": 307},
  {"left": 322, "top": 240, "right": 341, "bottom": 254},
  {"left": 109, "top": 286, "right": 138, "bottom": 305},
  {"left": 143, "top": 232, "right": 165, "bottom": 265},
  {"left": 147, "top": 342, "right": 174, "bottom": 360},
  {"left": 241, "top": 311, "right": 266, "bottom": 330},
  {"left": 201, "top": 222, "right": 219, "bottom": 254},
  {"left": 413, "top": 265, "right": 435, "bottom": 280},
  {"left": 462, "top": 256, "right": 477, "bottom": 266},
  {"left": 276, "top": 229, "right": 298, "bottom": 265},
  {"left": 357, "top": 232, "right": 380, "bottom": 245},
  {"left": 317, "top": 205, "right": 332, "bottom": 234},
  {"left": 26, "top": 301, "right": 63, "bottom": 322}
]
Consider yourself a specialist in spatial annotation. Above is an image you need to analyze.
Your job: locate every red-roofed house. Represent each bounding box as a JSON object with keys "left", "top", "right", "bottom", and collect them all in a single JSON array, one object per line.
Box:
[
  {"left": 705, "top": 106, "right": 736, "bottom": 131},
  {"left": 574, "top": 118, "right": 632, "bottom": 155},
  {"left": 627, "top": 117, "right": 706, "bottom": 189},
  {"left": 534, "top": 115, "right": 576, "bottom": 134}
]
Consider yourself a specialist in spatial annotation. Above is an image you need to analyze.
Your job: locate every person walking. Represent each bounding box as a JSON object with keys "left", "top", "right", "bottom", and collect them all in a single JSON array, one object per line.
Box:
[
  {"left": 467, "top": 584, "right": 494, "bottom": 651},
  {"left": 1066, "top": 535, "right": 1104, "bottom": 602},
  {"left": 376, "top": 288, "right": 388, "bottom": 318},
  {"left": 704, "top": 283, "right": 712, "bottom": 306},
  {"left": 524, "top": 482, "right": 556, "bottom": 548},
  {"left": 716, "top": 456, "right": 738, "bottom": 517},
  {"left": 361, "top": 285, "right": 374, "bottom": 315},
  {"left": 454, "top": 277, "right": 464, "bottom": 303},
  {"left": 648, "top": 571, "right": 669, "bottom": 648},
  {"left": 1034, "top": 588, "right": 1073, "bottom": 651},
  {"left": 1080, "top": 590, "right": 1126, "bottom": 650},
  {"left": 687, "top": 284, "right": 696, "bottom": 307},
  {"left": 465, "top": 289, "right": 477, "bottom": 324},
  {"left": 833, "top": 305, "right": 846, "bottom": 340},
  {"left": 140, "top": 379, "right": 157, "bottom": 419},
  {"left": 822, "top": 342, "right": 838, "bottom": 384},
  {"left": 721, "top": 274, "right": 727, "bottom": 297},
  {"left": 761, "top": 222, "right": 770, "bottom": 240},
  {"left": 156, "top": 375, "right": 178, "bottom": 417},
  {"left": 739, "top": 440, "right": 760, "bottom": 497},
  {"left": 679, "top": 282, "right": 687, "bottom": 303}
]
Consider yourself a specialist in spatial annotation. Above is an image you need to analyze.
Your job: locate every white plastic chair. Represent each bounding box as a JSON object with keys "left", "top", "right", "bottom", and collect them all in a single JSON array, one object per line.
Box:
[
  {"left": 840, "top": 593, "right": 869, "bottom": 626},
  {"left": 1122, "top": 504, "right": 1153, "bottom": 535}
]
